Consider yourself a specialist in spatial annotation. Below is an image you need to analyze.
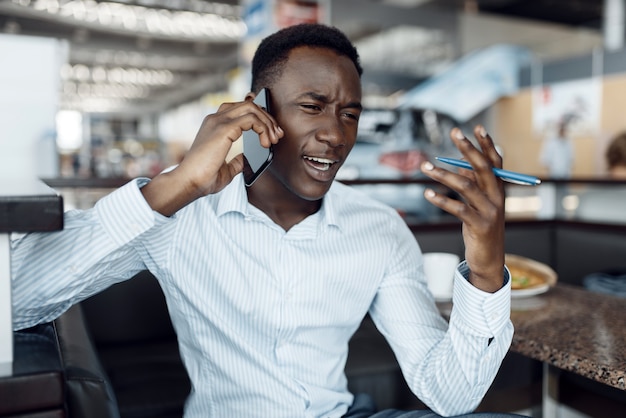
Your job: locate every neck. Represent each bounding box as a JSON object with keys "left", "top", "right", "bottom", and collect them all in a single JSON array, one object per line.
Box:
[{"left": 246, "top": 182, "right": 322, "bottom": 231}]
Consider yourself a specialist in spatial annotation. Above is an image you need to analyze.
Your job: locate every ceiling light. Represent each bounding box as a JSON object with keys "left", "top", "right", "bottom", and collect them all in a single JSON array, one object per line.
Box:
[
  {"left": 9, "top": 0, "right": 246, "bottom": 41},
  {"left": 61, "top": 63, "right": 175, "bottom": 86}
]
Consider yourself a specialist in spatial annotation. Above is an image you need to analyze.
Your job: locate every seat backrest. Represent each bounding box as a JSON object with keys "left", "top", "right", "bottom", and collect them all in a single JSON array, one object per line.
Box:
[
  {"left": 80, "top": 270, "right": 176, "bottom": 346},
  {"left": 53, "top": 304, "right": 121, "bottom": 418}
]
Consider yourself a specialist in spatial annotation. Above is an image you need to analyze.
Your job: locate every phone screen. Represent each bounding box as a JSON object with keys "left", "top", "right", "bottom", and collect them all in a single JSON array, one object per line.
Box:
[{"left": 242, "top": 88, "right": 273, "bottom": 186}]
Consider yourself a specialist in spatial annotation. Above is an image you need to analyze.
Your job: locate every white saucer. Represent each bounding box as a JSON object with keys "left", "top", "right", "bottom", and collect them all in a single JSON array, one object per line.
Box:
[{"left": 511, "top": 283, "right": 550, "bottom": 298}]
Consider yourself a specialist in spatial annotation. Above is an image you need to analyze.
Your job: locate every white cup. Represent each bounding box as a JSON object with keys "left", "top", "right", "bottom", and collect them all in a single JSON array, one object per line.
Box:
[{"left": 423, "top": 252, "right": 460, "bottom": 301}]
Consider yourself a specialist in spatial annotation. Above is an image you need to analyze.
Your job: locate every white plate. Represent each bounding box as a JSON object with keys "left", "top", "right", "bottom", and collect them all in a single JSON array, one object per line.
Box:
[
  {"left": 511, "top": 283, "right": 551, "bottom": 298},
  {"left": 506, "top": 253, "right": 557, "bottom": 299}
]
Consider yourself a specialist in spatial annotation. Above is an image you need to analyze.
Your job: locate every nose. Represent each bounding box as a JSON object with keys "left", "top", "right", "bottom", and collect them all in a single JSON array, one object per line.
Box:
[{"left": 315, "top": 115, "right": 346, "bottom": 148}]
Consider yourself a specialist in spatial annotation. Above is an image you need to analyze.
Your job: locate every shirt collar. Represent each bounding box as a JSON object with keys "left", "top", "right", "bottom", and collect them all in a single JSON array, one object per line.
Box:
[
  {"left": 215, "top": 174, "right": 342, "bottom": 231},
  {"left": 321, "top": 183, "right": 341, "bottom": 230},
  {"left": 215, "top": 174, "right": 248, "bottom": 217}
]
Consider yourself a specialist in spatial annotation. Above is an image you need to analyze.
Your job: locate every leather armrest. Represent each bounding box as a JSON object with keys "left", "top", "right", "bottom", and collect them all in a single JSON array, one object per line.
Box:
[
  {"left": 0, "top": 324, "right": 64, "bottom": 415},
  {"left": 53, "top": 304, "right": 121, "bottom": 418}
]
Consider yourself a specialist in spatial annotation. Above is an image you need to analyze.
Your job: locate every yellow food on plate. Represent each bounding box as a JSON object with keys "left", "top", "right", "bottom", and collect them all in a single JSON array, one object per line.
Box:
[
  {"left": 508, "top": 266, "right": 547, "bottom": 289},
  {"left": 505, "top": 254, "right": 558, "bottom": 291}
]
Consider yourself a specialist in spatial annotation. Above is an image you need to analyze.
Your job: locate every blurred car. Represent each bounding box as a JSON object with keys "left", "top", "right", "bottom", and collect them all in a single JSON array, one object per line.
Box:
[{"left": 337, "top": 107, "right": 465, "bottom": 220}]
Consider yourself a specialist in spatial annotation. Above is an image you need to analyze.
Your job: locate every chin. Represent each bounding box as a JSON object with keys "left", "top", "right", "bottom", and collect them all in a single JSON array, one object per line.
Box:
[
  {"left": 290, "top": 180, "right": 333, "bottom": 202},
  {"left": 270, "top": 166, "right": 335, "bottom": 201},
  {"left": 296, "top": 187, "right": 330, "bottom": 202}
]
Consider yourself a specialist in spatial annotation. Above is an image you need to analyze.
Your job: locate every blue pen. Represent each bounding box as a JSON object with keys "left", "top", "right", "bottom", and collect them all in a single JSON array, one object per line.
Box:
[{"left": 435, "top": 157, "right": 542, "bottom": 186}]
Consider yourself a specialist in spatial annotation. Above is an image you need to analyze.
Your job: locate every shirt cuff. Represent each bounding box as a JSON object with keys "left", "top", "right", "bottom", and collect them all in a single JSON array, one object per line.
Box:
[
  {"left": 95, "top": 178, "right": 170, "bottom": 247},
  {"left": 450, "top": 260, "right": 511, "bottom": 338}
]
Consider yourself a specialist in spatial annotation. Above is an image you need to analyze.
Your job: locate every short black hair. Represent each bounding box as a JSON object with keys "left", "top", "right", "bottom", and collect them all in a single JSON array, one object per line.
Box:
[
  {"left": 606, "top": 131, "right": 626, "bottom": 170},
  {"left": 250, "top": 23, "right": 362, "bottom": 92}
]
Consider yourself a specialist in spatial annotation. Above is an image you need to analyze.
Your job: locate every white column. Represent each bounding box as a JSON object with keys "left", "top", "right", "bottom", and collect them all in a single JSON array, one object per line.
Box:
[
  {"left": 0, "top": 233, "right": 12, "bottom": 376},
  {"left": 542, "top": 363, "right": 561, "bottom": 418},
  {"left": 604, "top": 0, "right": 626, "bottom": 51}
]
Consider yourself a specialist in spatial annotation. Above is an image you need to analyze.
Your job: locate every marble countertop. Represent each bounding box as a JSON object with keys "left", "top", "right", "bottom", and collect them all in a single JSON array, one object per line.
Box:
[{"left": 509, "top": 283, "right": 626, "bottom": 390}]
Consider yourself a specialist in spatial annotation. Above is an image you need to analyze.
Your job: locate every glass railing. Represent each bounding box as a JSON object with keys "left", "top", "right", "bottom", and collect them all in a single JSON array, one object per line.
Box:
[
  {"left": 42, "top": 177, "right": 626, "bottom": 225},
  {"left": 504, "top": 179, "right": 626, "bottom": 224}
]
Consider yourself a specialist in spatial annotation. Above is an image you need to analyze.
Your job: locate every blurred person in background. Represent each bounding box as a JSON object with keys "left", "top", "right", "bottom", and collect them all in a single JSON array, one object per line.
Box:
[
  {"left": 575, "top": 131, "right": 626, "bottom": 223},
  {"left": 605, "top": 131, "right": 626, "bottom": 179},
  {"left": 537, "top": 121, "right": 574, "bottom": 218},
  {"left": 540, "top": 121, "right": 574, "bottom": 179}
]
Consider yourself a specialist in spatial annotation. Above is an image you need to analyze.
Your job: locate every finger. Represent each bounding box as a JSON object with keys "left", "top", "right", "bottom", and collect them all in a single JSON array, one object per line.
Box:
[
  {"left": 472, "top": 125, "right": 505, "bottom": 204},
  {"left": 455, "top": 168, "right": 482, "bottom": 211},
  {"left": 245, "top": 94, "right": 283, "bottom": 145},
  {"left": 457, "top": 166, "right": 476, "bottom": 183},
  {"left": 226, "top": 153, "right": 244, "bottom": 178},
  {"left": 242, "top": 116, "right": 276, "bottom": 149},
  {"left": 450, "top": 128, "right": 500, "bottom": 195},
  {"left": 421, "top": 161, "right": 480, "bottom": 223},
  {"left": 219, "top": 100, "right": 283, "bottom": 147},
  {"left": 209, "top": 154, "right": 245, "bottom": 195},
  {"left": 422, "top": 185, "right": 476, "bottom": 223},
  {"left": 473, "top": 125, "right": 502, "bottom": 169}
]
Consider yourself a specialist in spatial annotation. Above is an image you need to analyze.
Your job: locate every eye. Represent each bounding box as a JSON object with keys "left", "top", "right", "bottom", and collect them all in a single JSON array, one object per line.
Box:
[
  {"left": 343, "top": 110, "right": 361, "bottom": 121},
  {"left": 343, "top": 112, "right": 359, "bottom": 121},
  {"left": 301, "top": 103, "right": 321, "bottom": 112}
]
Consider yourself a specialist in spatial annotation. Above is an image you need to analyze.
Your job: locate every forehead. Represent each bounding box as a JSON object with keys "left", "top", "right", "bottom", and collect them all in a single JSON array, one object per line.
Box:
[{"left": 274, "top": 46, "right": 361, "bottom": 98}]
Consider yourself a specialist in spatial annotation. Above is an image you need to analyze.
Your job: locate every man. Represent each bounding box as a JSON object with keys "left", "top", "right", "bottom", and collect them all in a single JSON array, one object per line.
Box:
[
  {"left": 12, "top": 24, "right": 518, "bottom": 417},
  {"left": 540, "top": 121, "right": 573, "bottom": 179},
  {"left": 538, "top": 121, "right": 573, "bottom": 218}
]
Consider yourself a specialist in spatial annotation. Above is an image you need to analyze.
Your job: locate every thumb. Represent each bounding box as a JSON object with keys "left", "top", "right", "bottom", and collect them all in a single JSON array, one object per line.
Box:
[{"left": 210, "top": 153, "right": 245, "bottom": 194}]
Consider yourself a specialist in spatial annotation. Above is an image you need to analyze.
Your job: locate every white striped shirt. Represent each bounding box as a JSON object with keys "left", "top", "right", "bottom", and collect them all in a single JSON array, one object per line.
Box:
[{"left": 11, "top": 175, "right": 513, "bottom": 417}]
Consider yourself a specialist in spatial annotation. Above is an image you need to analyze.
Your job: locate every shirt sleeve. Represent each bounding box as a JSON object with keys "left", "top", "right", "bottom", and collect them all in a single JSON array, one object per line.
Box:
[
  {"left": 11, "top": 178, "right": 172, "bottom": 330},
  {"left": 369, "top": 220, "right": 513, "bottom": 417}
]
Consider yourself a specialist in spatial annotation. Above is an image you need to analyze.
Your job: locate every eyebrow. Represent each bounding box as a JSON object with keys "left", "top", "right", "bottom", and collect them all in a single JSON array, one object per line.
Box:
[{"left": 300, "top": 91, "right": 362, "bottom": 110}]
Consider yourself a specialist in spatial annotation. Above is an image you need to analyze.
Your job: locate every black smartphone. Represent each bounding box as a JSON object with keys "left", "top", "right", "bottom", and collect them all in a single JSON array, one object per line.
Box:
[{"left": 242, "top": 88, "right": 273, "bottom": 187}]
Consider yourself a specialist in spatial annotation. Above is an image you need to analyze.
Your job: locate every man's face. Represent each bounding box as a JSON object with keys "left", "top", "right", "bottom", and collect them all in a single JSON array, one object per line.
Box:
[{"left": 260, "top": 46, "right": 362, "bottom": 202}]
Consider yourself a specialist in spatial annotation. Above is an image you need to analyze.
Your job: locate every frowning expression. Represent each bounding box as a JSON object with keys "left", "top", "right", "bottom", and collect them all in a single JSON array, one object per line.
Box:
[{"left": 260, "top": 46, "right": 362, "bottom": 202}]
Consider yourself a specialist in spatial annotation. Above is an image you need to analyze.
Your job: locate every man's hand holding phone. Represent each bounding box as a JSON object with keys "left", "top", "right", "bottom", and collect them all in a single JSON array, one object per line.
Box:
[{"left": 141, "top": 89, "right": 282, "bottom": 216}]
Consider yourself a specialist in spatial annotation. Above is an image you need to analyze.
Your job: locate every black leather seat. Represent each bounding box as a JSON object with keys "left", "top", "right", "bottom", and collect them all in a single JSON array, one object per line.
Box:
[
  {"left": 78, "top": 271, "right": 190, "bottom": 418},
  {"left": 54, "top": 304, "right": 120, "bottom": 418},
  {"left": 1, "top": 324, "right": 66, "bottom": 418}
]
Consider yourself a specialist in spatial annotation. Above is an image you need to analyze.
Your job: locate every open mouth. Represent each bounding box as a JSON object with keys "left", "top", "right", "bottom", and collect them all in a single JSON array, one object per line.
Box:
[{"left": 303, "top": 156, "right": 336, "bottom": 172}]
